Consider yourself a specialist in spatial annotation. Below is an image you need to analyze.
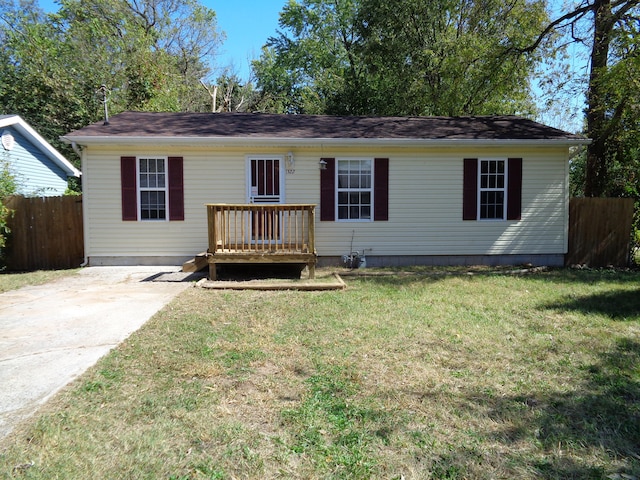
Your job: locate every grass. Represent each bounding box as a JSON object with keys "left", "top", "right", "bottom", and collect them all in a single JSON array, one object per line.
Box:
[
  {"left": 0, "top": 269, "right": 78, "bottom": 293},
  {"left": 1, "top": 267, "right": 639, "bottom": 479}
]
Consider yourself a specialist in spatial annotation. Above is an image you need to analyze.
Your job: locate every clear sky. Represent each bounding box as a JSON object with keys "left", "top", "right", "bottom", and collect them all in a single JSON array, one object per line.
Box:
[{"left": 204, "top": 0, "right": 285, "bottom": 79}]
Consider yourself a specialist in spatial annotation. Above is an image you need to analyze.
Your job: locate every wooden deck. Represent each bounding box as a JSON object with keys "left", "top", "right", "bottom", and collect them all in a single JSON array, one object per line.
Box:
[{"left": 206, "top": 204, "right": 317, "bottom": 280}]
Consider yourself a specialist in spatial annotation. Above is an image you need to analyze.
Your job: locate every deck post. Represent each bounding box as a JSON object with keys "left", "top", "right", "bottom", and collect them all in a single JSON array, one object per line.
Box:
[
  {"left": 209, "top": 262, "right": 217, "bottom": 281},
  {"left": 308, "top": 206, "right": 316, "bottom": 279}
]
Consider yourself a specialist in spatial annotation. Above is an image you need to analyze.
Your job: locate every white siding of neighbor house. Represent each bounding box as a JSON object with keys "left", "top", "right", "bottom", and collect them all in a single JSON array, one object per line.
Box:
[{"left": 81, "top": 143, "right": 569, "bottom": 263}]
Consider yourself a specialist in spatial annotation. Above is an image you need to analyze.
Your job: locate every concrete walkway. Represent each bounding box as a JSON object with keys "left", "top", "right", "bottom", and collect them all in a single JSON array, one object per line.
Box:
[{"left": 0, "top": 266, "right": 194, "bottom": 441}]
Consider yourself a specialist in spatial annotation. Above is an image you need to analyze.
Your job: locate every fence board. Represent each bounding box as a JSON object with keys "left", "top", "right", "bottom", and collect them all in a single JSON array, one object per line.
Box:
[
  {"left": 566, "top": 197, "right": 634, "bottom": 267},
  {"left": 4, "top": 195, "right": 84, "bottom": 271}
]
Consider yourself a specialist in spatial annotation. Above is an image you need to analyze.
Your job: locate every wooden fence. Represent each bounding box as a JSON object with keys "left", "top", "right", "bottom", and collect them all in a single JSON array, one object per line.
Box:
[
  {"left": 566, "top": 197, "right": 635, "bottom": 267},
  {"left": 4, "top": 195, "right": 84, "bottom": 271}
]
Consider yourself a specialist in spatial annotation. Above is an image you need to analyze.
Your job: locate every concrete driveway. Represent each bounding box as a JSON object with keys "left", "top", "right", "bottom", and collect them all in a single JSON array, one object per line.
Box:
[{"left": 0, "top": 266, "right": 197, "bottom": 441}]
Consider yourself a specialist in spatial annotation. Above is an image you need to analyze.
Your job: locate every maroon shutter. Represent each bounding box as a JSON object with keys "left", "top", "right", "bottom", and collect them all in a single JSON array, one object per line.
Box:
[
  {"left": 463, "top": 158, "right": 478, "bottom": 220},
  {"left": 374, "top": 158, "right": 389, "bottom": 221},
  {"left": 121, "top": 156, "right": 137, "bottom": 221},
  {"left": 507, "top": 158, "right": 522, "bottom": 220},
  {"left": 168, "top": 156, "right": 184, "bottom": 221},
  {"left": 320, "top": 158, "right": 335, "bottom": 221}
]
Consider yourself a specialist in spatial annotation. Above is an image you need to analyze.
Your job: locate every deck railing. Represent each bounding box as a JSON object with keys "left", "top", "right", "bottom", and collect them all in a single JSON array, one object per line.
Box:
[{"left": 206, "top": 204, "right": 316, "bottom": 255}]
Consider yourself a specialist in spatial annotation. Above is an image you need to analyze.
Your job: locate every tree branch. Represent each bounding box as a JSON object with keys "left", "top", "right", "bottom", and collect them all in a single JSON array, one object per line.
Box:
[{"left": 514, "top": 2, "right": 595, "bottom": 54}]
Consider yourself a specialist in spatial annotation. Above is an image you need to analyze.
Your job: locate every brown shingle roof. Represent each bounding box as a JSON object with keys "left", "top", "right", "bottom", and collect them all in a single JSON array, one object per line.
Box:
[{"left": 64, "top": 111, "right": 585, "bottom": 141}]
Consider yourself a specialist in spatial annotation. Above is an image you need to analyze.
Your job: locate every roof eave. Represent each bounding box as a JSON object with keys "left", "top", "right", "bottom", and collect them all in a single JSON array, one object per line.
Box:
[
  {"left": 61, "top": 135, "right": 591, "bottom": 148},
  {"left": 1, "top": 116, "right": 81, "bottom": 177}
]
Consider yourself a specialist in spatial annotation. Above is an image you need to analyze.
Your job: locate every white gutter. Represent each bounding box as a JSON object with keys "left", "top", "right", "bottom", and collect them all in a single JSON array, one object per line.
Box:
[
  {"left": 61, "top": 135, "right": 591, "bottom": 148},
  {"left": 78, "top": 142, "right": 89, "bottom": 267},
  {"left": 70, "top": 141, "right": 83, "bottom": 157}
]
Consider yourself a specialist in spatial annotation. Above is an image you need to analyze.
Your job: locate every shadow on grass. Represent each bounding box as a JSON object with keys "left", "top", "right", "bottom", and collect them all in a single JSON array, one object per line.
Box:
[
  {"left": 448, "top": 338, "right": 640, "bottom": 478},
  {"left": 344, "top": 267, "right": 640, "bottom": 288},
  {"left": 543, "top": 288, "right": 640, "bottom": 320}
]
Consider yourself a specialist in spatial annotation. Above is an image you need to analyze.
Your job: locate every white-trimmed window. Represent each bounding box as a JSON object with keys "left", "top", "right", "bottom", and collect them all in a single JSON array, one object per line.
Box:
[
  {"left": 138, "top": 157, "right": 167, "bottom": 220},
  {"left": 478, "top": 159, "right": 506, "bottom": 220},
  {"left": 337, "top": 159, "right": 373, "bottom": 221}
]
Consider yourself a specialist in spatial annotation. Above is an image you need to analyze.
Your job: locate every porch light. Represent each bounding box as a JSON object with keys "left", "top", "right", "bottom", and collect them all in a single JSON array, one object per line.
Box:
[
  {"left": 286, "top": 152, "right": 294, "bottom": 170},
  {"left": 319, "top": 159, "right": 327, "bottom": 170}
]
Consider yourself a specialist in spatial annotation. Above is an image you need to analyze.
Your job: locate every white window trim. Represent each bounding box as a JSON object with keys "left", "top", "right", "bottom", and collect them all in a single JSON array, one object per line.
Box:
[
  {"left": 335, "top": 157, "right": 375, "bottom": 222},
  {"left": 477, "top": 158, "right": 508, "bottom": 221},
  {"left": 245, "top": 155, "right": 286, "bottom": 204},
  {"left": 137, "top": 156, "right": 169, "bottom": 222}
]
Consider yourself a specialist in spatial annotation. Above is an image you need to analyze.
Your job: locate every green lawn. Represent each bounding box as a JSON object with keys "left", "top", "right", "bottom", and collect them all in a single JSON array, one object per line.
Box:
[{"left": 1, "top": 268, "right": 639, "bottom": 479}]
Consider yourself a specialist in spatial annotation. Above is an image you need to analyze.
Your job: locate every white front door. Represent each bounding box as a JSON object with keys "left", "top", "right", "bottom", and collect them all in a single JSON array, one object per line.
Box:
[
  {"left": 248, "top": 157, "right": 283, "bottom": 204},
  {"left": 247, "top": 157, "right": 284, "bottom": 242}
]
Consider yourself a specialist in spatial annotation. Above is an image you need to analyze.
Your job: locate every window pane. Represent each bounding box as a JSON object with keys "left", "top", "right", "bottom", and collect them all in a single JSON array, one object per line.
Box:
[
  {"left": 479, "top": 160, "right": 506, "bottom": 220},
  {"left": 336, "top": 159, "right": 373, "bottom": 221},
  {"left": 338, "top": 174, "right": 349, "bottom": 188},
  {"left": 366, "top": 173, "right": 373, "bottom": 188},
  {"left": 138, "top": 159, "right": 167, "bottom": 220},
  {"left": 140, "top": 190, "right": 166, "bottom": 220},
  {"left": 479, "top": 191, "right": 504, "bottom": 219},
  {"left": 350, "top": 174, "right": 360, "bottom": 188}
]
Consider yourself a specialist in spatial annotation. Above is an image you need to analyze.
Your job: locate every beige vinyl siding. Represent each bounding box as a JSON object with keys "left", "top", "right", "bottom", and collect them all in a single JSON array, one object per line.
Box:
[
  {"left": 84, "top": 147, "right": 247, "bottom": 259},
  {"left": 82, "top": 144, "right": 568, "bottom": 261},
  {"left": 310, "top": 147, "right": 568, "bottom": 257}
]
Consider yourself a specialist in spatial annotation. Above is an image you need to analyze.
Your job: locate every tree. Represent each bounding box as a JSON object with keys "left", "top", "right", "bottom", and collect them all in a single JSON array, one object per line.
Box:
[
  {"left": 252, "top": 0, "right": 550, "bottom": 116},
  {"left": 200, "top": 71, "right": 260, "bottom": 113},
  {"left": 518, "top": 0, "right": 639, "bottom": 198},
  {"left": 0, "top": 0, "right": 224, "bottom": 164},
  {"left": 0, "top": 156, "right": 17, "bottom": 268},
  {"left": 252, "top": 0, "right": 361, "bottom": 114}
]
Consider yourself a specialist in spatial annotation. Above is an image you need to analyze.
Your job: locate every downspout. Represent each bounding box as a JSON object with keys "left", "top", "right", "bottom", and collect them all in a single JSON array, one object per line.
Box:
[{"left": 72, "top": 141, "right": 90, "bottom": 268}]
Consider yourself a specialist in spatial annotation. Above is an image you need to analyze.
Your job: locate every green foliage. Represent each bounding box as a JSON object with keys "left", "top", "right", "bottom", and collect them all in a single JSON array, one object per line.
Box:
[
  {"left": 0, "top": 0, "right": 224, "bottom": 162},
  {"left": 0, "top": 159, "right": 17, "bottom": 267},
  {"left": 252, "top": 0, "right": 548, "bottom": 116}
]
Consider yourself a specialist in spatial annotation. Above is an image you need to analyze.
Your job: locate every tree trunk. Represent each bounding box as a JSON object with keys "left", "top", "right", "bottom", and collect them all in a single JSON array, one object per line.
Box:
[{"left": 584, "top": 0, "right": 614, "bottom": 197}]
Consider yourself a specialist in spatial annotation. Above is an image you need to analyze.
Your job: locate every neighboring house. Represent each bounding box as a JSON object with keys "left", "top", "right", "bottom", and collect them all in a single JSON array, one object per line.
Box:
[
  {"left": 62, "top": 111, "right": 588, "bottom": 268},
  {"left": 0, "top": 115, "right": 81, "bottom": 196}
]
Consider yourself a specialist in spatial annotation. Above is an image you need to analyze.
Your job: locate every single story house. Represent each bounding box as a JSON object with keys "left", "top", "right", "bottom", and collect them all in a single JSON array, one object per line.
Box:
[
  {"left": 62, "top": 111, "right": 588, "bottom": 270},
  {"left": 1, "top": 115, "right": 81, "bottom": 195}
]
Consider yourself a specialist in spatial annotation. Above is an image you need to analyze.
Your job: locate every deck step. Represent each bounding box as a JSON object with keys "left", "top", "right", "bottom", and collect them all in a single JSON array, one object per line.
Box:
[{"left": 182, "top": 252, "right": 208, "bottom": 272}]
